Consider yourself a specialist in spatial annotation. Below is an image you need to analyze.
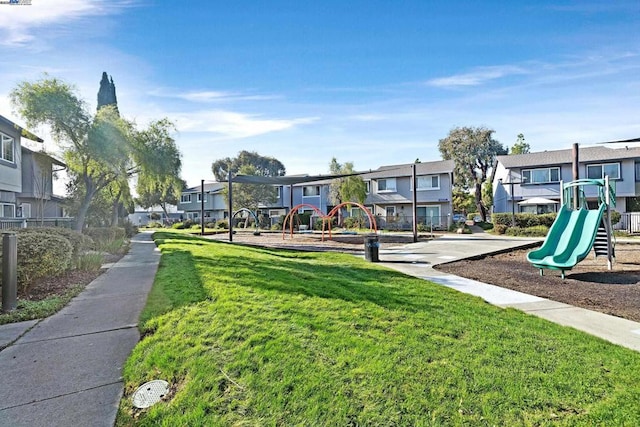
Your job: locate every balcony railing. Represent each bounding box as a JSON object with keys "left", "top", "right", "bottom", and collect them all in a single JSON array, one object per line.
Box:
[{"left": 0, "top": 217, "right": 75, "bottom": 230}]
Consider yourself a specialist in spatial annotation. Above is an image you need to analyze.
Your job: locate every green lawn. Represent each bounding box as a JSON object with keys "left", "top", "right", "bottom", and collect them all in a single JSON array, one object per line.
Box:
[{"left": 117, "top": 232, "right": 640, "bottom": 426}]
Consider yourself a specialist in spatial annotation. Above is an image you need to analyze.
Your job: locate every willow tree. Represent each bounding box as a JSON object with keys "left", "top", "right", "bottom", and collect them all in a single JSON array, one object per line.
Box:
[
  {"left": 438, "top": 126, "right": 507, "bottom": 221},
  {"left": 11, "top": 76, "right": 182, "bottom": 231}
]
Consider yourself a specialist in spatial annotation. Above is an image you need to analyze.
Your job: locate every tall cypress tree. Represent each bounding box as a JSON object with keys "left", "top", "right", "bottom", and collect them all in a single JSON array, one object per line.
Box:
[{"left": 97, "top": 71, "right": 118, "bottom": 114}]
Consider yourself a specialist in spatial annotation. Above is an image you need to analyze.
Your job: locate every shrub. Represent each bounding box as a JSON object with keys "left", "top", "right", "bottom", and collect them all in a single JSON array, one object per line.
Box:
[
  {"left": 610, "top": 210, "right": 621, "bottom": 225},
  {"left": 172, "top": 222, "right": 186, "bottom": 229},
  {"left": 492, "top": 213, "right": 557, "bottom": 228},
  {"left": 258, "top": 214, "right": 270, "bottom": 230},
  {"left": 205, "top": 222, "right": 216, "bottom": 229},
  {"left": 76, "top": 252, "right": 104, "bottom": 271},
  {"left": 467, "top": 212, "right": 479, "bottom": 221},
  {"left": 15, "top": 232, "right": 73, "bottom": 295},
  {"left": 18, "top": 227, "right": 93, "bottom": 262},
  {"left": 84, "top": 227, "right": 126, "bottom": 253},
  {"left": 494, "top": 224, "right": 508, "bottom": 235},
  {"left": 344, "top": 217, "right": 367, "bottom": 229},
  {"left": 271, "top": 222, "right": 282, "bottom": 231},
  {"left": 147, "top": 221, "right": 163, "bottom": 228},
  {"left": 122, "top": 220, "right": 138, "bottom": 238},
  {"left": 216, "top": 220, "right": 229, "bottom": 229},
  {"left": 505, "top": 225, "right": 549, "bottom": 237},
  {"left": 183, "top": 219, "right": 196, "bottom": 228},
  {"left": 417, "top": 223, "right": 429, "bottom": 232}
]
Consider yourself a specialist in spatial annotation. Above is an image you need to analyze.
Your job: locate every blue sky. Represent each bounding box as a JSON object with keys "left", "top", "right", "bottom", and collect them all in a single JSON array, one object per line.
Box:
[{"left": 1, "top": 0, "right": 639, "bottom": 189}]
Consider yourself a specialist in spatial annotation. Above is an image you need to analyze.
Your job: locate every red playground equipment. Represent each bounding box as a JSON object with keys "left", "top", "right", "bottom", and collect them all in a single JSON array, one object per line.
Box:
[{"left": 282, "top": 202, "right": 377, "bottom": 241}]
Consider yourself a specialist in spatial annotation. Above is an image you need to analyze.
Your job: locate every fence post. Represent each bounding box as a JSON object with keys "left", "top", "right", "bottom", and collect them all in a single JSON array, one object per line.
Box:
[{"left": 2, "top": 232, "right": 18, "bottom": 312}]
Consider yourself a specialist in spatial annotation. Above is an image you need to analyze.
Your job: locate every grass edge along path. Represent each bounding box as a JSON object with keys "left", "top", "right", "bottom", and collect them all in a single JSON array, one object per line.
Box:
[{"left": 117, "top": 232, "right": 640, "bottom": 426}]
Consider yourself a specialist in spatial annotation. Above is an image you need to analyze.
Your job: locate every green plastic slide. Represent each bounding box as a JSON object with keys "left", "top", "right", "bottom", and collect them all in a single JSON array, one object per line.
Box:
[{"left": 527, "top": 204, "right": 605, "bottom": 274}]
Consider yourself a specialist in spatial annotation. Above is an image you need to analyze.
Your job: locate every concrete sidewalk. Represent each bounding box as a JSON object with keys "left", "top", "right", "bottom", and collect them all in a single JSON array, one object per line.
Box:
[
  {"left": 376, "top": 232, "right": 640, "bottom": 352},
  {"left": 0, "top": 231, "right": 159, "bottom": 427}
]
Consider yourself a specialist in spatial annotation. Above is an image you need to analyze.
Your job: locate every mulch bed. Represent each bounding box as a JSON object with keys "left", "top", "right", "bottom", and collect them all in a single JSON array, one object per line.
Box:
[{"left": 435, "top": 244, "right": 640, "bottom": 322}]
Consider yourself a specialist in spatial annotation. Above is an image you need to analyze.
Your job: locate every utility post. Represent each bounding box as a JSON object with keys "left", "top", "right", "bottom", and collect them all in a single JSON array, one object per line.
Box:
[
  {"left": 411, "top": 164, "right": 418, "bottom": 243},
  {"left": 228, "top": 171, "right": 233, "bottom": 242},
  {"left": 2, "top": 232, "right": 17, "bottom": 312},
  {"left": 200, "top": 179, "right": 205, "bottom": 235}
]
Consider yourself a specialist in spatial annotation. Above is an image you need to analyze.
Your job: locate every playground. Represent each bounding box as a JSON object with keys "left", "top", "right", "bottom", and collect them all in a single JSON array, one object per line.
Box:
[{"left": 437, "top": 244, "right": 640, "bottom": 322}]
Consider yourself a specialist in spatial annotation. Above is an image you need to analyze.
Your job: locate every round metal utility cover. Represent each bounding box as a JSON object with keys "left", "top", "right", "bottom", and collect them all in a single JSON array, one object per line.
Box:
[{"left": 132, "top": 380, "right": 170, "bottom": 409}]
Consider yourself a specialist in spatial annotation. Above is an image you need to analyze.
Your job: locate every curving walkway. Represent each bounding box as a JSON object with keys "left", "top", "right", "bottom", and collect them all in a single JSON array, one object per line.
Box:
[{"left": 0, "top": 232, "right": 160, "bottom": 427}]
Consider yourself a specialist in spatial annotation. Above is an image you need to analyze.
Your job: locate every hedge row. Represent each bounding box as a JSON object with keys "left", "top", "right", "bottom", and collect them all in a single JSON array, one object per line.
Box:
[
  {"left": 1, "top": 226, "right": 130, "bottom": 296},
  {"left": 492, "top": 213, "right": 557, "bottom": 228}
]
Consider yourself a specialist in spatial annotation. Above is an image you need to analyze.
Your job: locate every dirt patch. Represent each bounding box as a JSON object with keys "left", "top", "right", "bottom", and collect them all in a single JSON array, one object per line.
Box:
[{"left": 435, "top": 244, "right": 640, "bottom": 322}]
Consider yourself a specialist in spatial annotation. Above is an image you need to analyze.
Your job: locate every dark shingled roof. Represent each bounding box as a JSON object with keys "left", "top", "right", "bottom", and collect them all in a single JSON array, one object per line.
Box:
[
  {"left": 497, "top": 146, "right": 640, "bottom": 169},
  {"left": 362, "top": 159, "right": 455, "bottom": 179}
]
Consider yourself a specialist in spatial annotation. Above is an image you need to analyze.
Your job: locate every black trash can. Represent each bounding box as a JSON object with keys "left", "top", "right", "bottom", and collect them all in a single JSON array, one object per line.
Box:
[{"left": 364, "top": 235, "right": 379, "bottom": 262}]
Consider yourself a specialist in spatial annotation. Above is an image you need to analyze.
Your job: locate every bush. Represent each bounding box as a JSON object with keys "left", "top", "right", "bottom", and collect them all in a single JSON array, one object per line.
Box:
[
  {"left": 122, "top": 220, "right": 138, "bottom": 238},
  {"left": 205, "top": 222, "right": 216, "bottom": 229},
  {"left": 84, "top": 227, "right": 126, "bottom": 253},
  {"left": 15, "top": 232, "right": 73, "bottom": 295},
  {"left": 271, "top": 223, "right": 282, "bottom": 231},
  {"left": 344, "top": 217, "right": 367, "bottom": 229},
  {"left": 216, "top": 220, "right": 229, "bottom": 229},
  {"left": 494, "top": 224, "right": 508, "bottom": 235},
  {"left": 505, "top": 225, "right": 549, "bottom": 237},
  {"left": 172, "top": 222, "right": 186, "bottom": 229},
  {"left": 147, "top": 221, "right": 163, "bottom": 228},
  {"left": 611, "top": 210, "right": 621, "bottom": 225},
  {"left": 18, "top": 227, "right": 93, "bottom": 262},
  {"left": 492, "top": 213, "right": 557, "bottom": 228},
  {"left": 76, "top": 252, "right": 104, "bottom": 271},
  {"left": 467, "top": 212, "right": 479, "bottom": 221}
]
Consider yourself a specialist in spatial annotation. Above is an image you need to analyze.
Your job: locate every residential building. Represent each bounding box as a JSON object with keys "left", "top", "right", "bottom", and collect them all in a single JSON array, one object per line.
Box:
[
  {"left": 361, "top": 160, "right": 455, "bottom": 229},
  {"left": 1, "top": 115, "right": 67, "bottom": 227},
  {"left": 493, "top": 146, "right": 640, "bottom": 215},
  {"left": 178, "top": 182, "right": 227, "bottom": 221},
  {"left": 178, "top": 160, "right": 456, "bottom": 230}
]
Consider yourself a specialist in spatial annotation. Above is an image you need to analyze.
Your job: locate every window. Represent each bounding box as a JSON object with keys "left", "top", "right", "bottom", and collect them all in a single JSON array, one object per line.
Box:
[
  {"left": 21, "top": 203, "right": 31, "bottom": 218},
  {"left": 635, "top": 163, "right": 640, "bottom": 182},
  {"left": 417, "top": 175, "right": 439, "bottom": 190},
  {"left": 197, "top": 193, "right": 206, "bottom": 203},
  {"left": 378, "top": 178, "right": 396, "bottom": 192},
  {"left": 0, "top": 203, "right": 16, "bottom": 218},
  {"left": 303, "top": 185, "right": 320, "bottom": 197},
  {"left": 522, "top": 167, "right": 560, "bottom": 184},
  {"left": 364, "top": 180, "right": 370, "bottom": 194},
  {"left": 180, "top": 194, "right": 192, "bottom": 203},
  {"left": 417, "top": 206, "right": 441, "bottom": 225},
  {"left": 385, "top": 206, "right": 396, "bottom": 217},
  {"left": 1, "top": 132, "right": 14, "bottom": 163},
  {"left": 587, "top": 163, "right": 620, "bottom": 180},
  {"left": 276, "top": 186, "right": 282, "bottom": 198}
]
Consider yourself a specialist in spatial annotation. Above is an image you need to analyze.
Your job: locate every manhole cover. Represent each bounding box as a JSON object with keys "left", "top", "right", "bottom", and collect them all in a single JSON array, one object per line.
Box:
[{"left": 131, "top": 380, "right": 170, "bottom": 409}]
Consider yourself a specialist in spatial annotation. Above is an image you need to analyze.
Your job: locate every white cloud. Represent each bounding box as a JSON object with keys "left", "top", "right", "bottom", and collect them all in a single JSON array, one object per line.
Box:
[
  {"left": 173, "top": 110, "right": 319, "bottom": 139},
  {"left": 427, "top": 65, "right": 529, "bottom": 88},
  {"left": 0, "top": 0, "right": 136, "bottom": 46},
  {"left": 148, "top": 88, "right": 280, "bottom": 103}
]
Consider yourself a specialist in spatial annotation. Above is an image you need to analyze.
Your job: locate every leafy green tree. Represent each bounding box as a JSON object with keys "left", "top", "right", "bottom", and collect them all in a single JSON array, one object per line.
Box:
[
  {"left": 511, "top": 133, "right": 530, "bottom": 154},
  {"left": 452, "top": 189, "right": 476, "bottom": 214},
  {"left": 438, "top": 126, "right": 507, "bottom": 221},
  {"left": 134, "top": 119, "right": 184, "bottom": 220},
  {"left": 328, "top": 158, "right": 367, "bottom": 226},
  {"left": 11, "top": 76, "right": 182, "bottom": 231},
  {"left": 212, "top": 151, "right": 285, "bottom": 227},
  {"left": 212, "top": 150, "right": 285, "bottom": 181}
]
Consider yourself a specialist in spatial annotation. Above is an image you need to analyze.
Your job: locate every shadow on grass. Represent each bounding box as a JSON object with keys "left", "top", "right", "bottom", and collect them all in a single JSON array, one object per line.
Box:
[{"left": 152, "top": 231, "right": 452, "bottom": 313}]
